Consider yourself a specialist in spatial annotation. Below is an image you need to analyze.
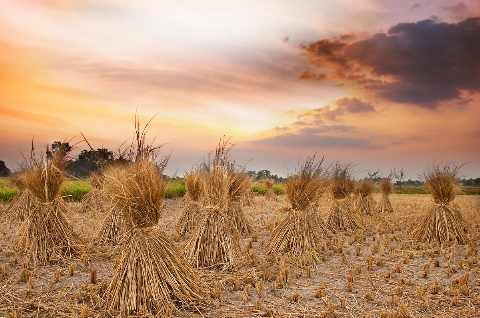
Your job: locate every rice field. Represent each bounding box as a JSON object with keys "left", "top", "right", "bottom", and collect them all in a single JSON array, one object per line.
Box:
[{"left": 0, "top": 192, "right": 479, "bottom": 317}]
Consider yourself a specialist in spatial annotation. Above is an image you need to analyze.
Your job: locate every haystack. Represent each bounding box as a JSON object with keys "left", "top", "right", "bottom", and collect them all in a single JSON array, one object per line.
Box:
[
  {"left": 376, "top": 179, "right": 394, "bottom": 213},
  {"left": 327, "top": 163, "right": 360, "bottom": 233},
  {"left": 104, "top": 158, "right": 208, "bottom": 315},
  {"left": 14, "top": 152, "right": 83, "bottom": 264},
  {"left": 356, "top": 180, "right": 376, "bottom": 215},
  {"left": 411, "top": 164, "right": 468, "bottom": 244},
  {"left": 4, "top": 172, "right": 37, "bottom": 221},
  {"left": 264, "top": 178, "right": 275, "bottom": 201},
  {"left": 266, "top": 155, "right": 331, "bottom": 255},
  {"left": 183, "top": 163, "right": 243, "bottom": 270},
  {"left": 174, "top": 169, "right": 204, "bottom": 238},
  {"left": 226, "top": 165, "right": 253, "bottom": 235},
  {"left": 80, "top": 169, "right": 108, "bottom": 214}
]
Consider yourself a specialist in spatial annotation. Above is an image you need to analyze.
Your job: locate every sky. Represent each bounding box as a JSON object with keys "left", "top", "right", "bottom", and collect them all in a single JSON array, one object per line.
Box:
[{"left": 1, "top": 0, "right": 479, "bottom": 179}]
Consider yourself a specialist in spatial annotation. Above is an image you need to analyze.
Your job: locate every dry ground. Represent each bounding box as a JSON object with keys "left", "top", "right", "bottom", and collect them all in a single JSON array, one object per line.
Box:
[{"left": 0, "top": 194, "right": 479, "bottom": 317}]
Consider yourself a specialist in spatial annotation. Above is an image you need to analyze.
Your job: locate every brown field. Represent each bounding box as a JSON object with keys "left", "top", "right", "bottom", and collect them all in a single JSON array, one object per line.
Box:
[{"left": 1, "top": 193, "right": 479, "bottom": 317}]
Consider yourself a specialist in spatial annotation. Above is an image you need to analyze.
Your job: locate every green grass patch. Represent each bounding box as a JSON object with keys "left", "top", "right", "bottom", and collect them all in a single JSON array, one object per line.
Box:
[
  {"left": 252, "top": 184, "right": 267, "bottom": 195},
  {"left": 273, "top": 185, "right": 286, "bottom": 195},
  {"left": 460, "top": 187, "right": 480, "bottom": 195},
  {"left": 0, "top": 188, "right": 19, "bottom": 204},
  {"left": 393, "top": 187, "right": 428, "bottom": 194},
  {"left": 164, "top": 180, "right": 186, "bottom": 199},
  {"left": 61, "top": 180, "right": 92, "bottom": 202}
]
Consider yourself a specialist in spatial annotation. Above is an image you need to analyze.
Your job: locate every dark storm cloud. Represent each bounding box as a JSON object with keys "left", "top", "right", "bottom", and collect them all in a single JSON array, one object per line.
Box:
[
  {"left": 301, "top": 17, "right": 480, "bottom": 108},
  {"left": 254, "top": 133, "right": 376, "bottom": 149}
]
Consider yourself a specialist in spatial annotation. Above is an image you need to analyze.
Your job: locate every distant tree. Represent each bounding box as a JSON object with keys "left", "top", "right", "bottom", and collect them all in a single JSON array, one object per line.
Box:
[
  {"left": 475, "top": 178, "right": 480, "bottom": 187},
  {"left": 46, "top": 141, "right": 73, "bottom": 160},
  {"left": 0, "top": 160, "right": 11, "bottom": 177},
  {"left": 367, "top": 170, "right": 382, "bottom": 182},
  {"left": 389, "top": 168, "right": 405, "bottom": 188},
  {"left": 68, "top": 148, "right": 115, "bottom": 177}
]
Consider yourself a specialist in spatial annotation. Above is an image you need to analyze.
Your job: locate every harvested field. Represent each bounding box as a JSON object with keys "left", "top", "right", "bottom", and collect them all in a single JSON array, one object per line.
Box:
[{"left": 0, "top": 193, "right": 479, "bottom": 317}]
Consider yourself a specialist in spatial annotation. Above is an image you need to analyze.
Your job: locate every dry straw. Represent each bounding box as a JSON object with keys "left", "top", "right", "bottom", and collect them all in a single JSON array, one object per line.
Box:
[
  {"left": 226, "top": 164, "right": 253, "bottom": 235},
  {"left": 183, "top": 138, "right": 244, "bottom": 269},
  {"left": 104, "top": 158, "right": 208, "bottom": 315},
  {"left": 411, "top": 163, "right": 468, "bottom": 244},
  {"left": 80, "top": 169, "right": 109, "bottom": 214},
  {"left": 14, "top": 148, "right": 83, "bottom": 264},
  {"left": 376, "top": 179, "right": 394, "bottom": 213},
  {"left": 4, "top": 171, "right": 38, "bottom": 221},
  {"left": 266, "top": 154, "right": 331, "bottom": 255},
  {"left": 327, "top": 163, "right": 360, "bottom": 233},
  {"left": 264, "top": 178, "right": 275, "bottom": 201},
  {"left": 356, "top": 179, "right": 376, "bottom": 215},
  {"left": 175, "top": 168, "right": 204, "bottom": 237}
]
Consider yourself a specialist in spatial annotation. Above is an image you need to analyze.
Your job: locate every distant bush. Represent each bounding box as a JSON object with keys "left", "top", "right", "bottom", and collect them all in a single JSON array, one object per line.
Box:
[{"left": 461, "top": 188, "right": 480, "bottom": 195}]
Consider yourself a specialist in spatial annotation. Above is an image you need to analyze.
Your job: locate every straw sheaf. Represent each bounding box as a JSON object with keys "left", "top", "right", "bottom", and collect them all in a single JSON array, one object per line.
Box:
[
  {"left": 421, "top": 164, "right": 462, "bottom": 205},
  {"left": 104, "top": 159, "right": 164, "bottom": 228},
  {"left": 357, "top": 180, "right": 376, "bottom": 198},
  {"left": 376, "top": 194, "right": 394, "bottom": 213},
  {"left": 287, "top": 155, "right": 330, "bottom": 212},
  {"left": 327, "top": 199, "right": 361, "bottom": 233},
  {"left": 185, "top": 170, "right": 203, "bottom": 202},
  {"left": 175, "top": 201, "right": 203, "bottom": 238},
  {"left": 266, "top": 205, "right": 332, "bottom": 255},
  {"left": 89, "top": 170, "right": 105, "bottom": 190},
  {"left": 92, "top": 208, "right": 128, "bottom": 247},
  {"left": 183, "top": 206, "right": 243, "bottom": 269},
  {"left": 379, "top": 179, "right": 394, "bottom": 195},
  {"left": 330, "top": 163, "right": 355, "bottom": 200},
  {"left": 24, "top": 156, "right": 65, "bottom": 203},
  {"left": 228, "top": 170, "right": 251, "bottom": 203},
  {"left": 104, "top": 227, "right": 209, "bottom": 315},
  {"left": 201, "top": 164, "right": 230, "bottom": 209},
  {"left": 228, "top": 201, "right": 253, "bottom": 235},
  {"left": 4, "top": 190, "right": 37, "bottom": 221},
  {"left": 264, "top": 179, "right": 274, "bottom": 190}
]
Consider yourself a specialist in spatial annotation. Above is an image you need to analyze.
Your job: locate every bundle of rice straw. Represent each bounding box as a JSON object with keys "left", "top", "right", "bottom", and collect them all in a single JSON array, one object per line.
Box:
[
  {"left": 266, "top": 155, "right": 331, "bottom": 255},
  {"left": 14, "top": 149, "right": 83, "bottom": 264},
  {"left": 264, "top": 178, "right": 275, "bottom": 200},
  {"left": 356, "top": 180, "right": 376, "bottom": 215},
  {"left": 376, "top": 179, "right": 394, "bottom": 213},
  {"left": 327, "top": 163, "right": 360, "bottom": 233},
  {"left": 174, "top": 168, "right": 204, "bottom": 238},
  {"left": 4, "top": 171, "right": 37, "bottom": 221},
  {"left": 411, "top": 163, "right": 468, "bottom": 244},
  {"left": 183, "top": 162, "right": 243, "bottom": 270},
  {"left": 104, "top": 158, "right": 208, "bottom": 315},
  {"left": 226, "top": 164, "right": 253, "bottom": 235},
  {"left": 80, "top": 169, "right": 108, "bottom": 214}
]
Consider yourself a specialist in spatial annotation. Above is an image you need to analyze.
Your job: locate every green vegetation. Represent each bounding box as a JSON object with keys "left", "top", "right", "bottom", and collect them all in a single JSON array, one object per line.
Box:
[
  {"left": 61, "top": 180, "right": 92, "bottom": 201},
  {"left": 461, "top": 187, "right": 480, "bottom": 195},
  {"left": 252, "top": 184, "right": 267, "bottom": 195},
  {"left": 272, "top": 185, "right": 286, "bottom": 195},
  {"left": 393, "top": 187, "right": 428, "bottom": 194},
  {"left": 0, "top": 177, "right": 18, "bottom": 203},
  {"left": 164, "top": 180, "right": 187, "bottom": 199}
]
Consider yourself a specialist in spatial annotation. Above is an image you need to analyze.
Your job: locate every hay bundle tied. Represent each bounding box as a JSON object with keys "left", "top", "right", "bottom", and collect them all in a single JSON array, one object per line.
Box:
[
  {"left": 174, "top": 168, "right": 204, "bottom": 238},
  {"left": 411, "top": 163, "right": 468, "bottom": 244},
  {"left": 4, "top": 171, "right": 37, "bottom": 221},
  {"left": 264, "top": 178, "right": 275, "bottom": 200},
  {"left": 183, "top": 161, "right": 243, "bottom": 270},
  {"left": 376, "top": 179, "right": 394, "bottom": 213},
  {"left": 14, "top": 150, "right": 83, "bottom": 264},
  {"left": 80, "top": 169, "right": 108, "bottom": 214},
  {"left": 266, "top": 155, "right": 331, "bottom": 255},
  {"left": 356, "top": 179, "right": 376, "bottom": 215},
  {"left": 104, "top": 158, "right": 208, "bottom": 315},
  {"left": 226, "top": 164, "right": 253, "bottom": 235},
  {"left": 327, "top": 163, "right": 360, "bottom": 233}
]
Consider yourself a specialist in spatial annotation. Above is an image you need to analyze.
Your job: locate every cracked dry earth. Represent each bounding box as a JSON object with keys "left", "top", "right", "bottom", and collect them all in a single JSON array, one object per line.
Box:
[{"left": 0, "top": 193, "right": 479, "bottom": 317}]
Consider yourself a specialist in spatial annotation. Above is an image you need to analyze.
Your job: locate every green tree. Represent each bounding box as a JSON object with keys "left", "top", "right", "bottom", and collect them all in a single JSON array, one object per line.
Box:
[{"left": 0, "top": 160, "right": 11, "bottom": 177}]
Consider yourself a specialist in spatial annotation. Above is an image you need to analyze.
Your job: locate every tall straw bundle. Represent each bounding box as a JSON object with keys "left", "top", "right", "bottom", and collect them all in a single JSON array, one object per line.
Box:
[
  {"left": 14, "top": 151, "right": 83, "bottom": 264},
  {"left": 266, "top": 155, "right": 331, "bottom": 255},
  {"left": 4, "top": 172, "right": 37, "bottom": 221},
  {"left": 411, "top": 163, "right": 468, "bottom": 244},
  {"left": 356, "top": 180, "right": 376, "bottom": 215},
  {"left": 227, "top": 167, "right": 253, "bottom": 235},
  {"left": 80, "top": 169, "right": 108, "bottom": 214},
  {"left": 175, "top": 169, "right": 204, "bottom": 238},
  {"left": 376, "top": 179, "right": 394, "bottom": 213},
  {"left": 327, "top": 163, "right": 360, "bottom": 233},
  {"left": 104, "top": 158, "right": 208, "bottom": 315},
  {"left": 264, "top": 178, "right": 275, "bottom": 200},
  {"left": 183, "top": 164, "right": 243, "bottom": 269}
]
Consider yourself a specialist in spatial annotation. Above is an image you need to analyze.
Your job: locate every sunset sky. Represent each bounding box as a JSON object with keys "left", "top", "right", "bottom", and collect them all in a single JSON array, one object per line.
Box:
[{"left": 1, "top": 0, "right": 479, "bottom": 178}]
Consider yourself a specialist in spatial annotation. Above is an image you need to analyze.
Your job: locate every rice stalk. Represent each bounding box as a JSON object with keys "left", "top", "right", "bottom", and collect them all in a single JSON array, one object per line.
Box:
[{"left": 356, "top": 180, "right": 376, "bottom": 215}]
